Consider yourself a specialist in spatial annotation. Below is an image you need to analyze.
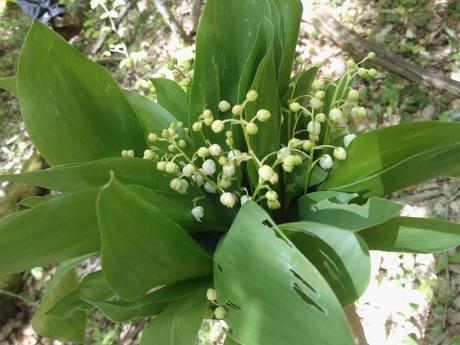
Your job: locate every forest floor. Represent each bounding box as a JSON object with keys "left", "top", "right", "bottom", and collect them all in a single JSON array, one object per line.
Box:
[{"left": 0, "top": 0, "right": 460, "bottom": 344}]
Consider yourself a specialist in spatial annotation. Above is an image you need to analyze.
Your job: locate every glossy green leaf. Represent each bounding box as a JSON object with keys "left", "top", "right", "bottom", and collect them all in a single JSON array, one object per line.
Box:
[
  {"left": 322, "top": 122, "right": 460, "bottom": 198},
  {"left": 0, "top": 189, "right": 100, "bottom": 276},
  {"left": 96, "top": 176, "right": 212, "bottom": 300},
  {"left": 280, "top": 221, "right": 371, "bottom": 306},
  {"left": 214, "top": 202, "right": 355, "bottom": 345},
  {"left": 32, "top": 259, "right": 88, "bottom": 342},
  {"left": 0, "top": 157, "right": 170, "bottom": 193},
  {"left": 0, "top": 76, "right": 17, "bottom": 96},
  {"left": 140, "top": 289, "right": 209, "bottom": 345},
  {"left": 298, "top": 192, "right": 403, "bottom": 231},
  {"left": 17, "top": 22, "right": 146, "bottom": 165},
  {"left": 19, "top": 195, "right": 58, "bottom": 208},
  {"left": 282, "top": 65, "right": 319, "bottom": 104},
  {"left": 151, "top": 78, "right": 188, "bottom": 123},
  {"left": 359, "top": 217, "right": 460, "bottom": 253}
]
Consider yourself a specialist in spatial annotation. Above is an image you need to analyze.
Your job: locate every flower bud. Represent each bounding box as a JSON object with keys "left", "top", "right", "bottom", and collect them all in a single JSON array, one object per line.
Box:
[
  {"left": 347, "top": 89, "right": 360, "bottom": 102},
  {"left": 197, "top": 147, "right": 210, "bottom": 158},
  {"left": 319, "top": 154, "right": 333, "bottom": 170},
  {"left": 346, "top": 59, "right": 356, "bottom": 70},
  {"left": 343, "top": 134, "right": 357, "bottom": 148},
  {"left": 277, "top": 147, "right": 290, "bottom": 159},
  {"left": 218, "top": 156, "right": 228, "bottom": 166},
  {"left": 209, "top": 144, "right": 222, "bottom": 156},
  {"left": 246, "top": 90, "right": 258, "bottom": 102},
  {"left": 206, "top": 288, "right": 217, "bottom": 301},
  {"left": 192, "top": 174, "right": 205, "bottom": 186},
  {"left": 329, "top": 108, "right": 343, "bottom": 123},
  {"left": 202, "top": 159, "right": 216, "bottom": 175},
  {"left": 218, "top": 100, "right": 232, "bottom": 112},
  {"left": 282, "top": 163, "right": 294, "bottom": 172},
  {"left": 309, "top": 98, "right": 323, "bottom": 109},
  {"left": 312, "top": 79, "right": 325, "bottom": 90},
  {"left": 223, "top": 163, "right": 235, "bottom": 177},
  {"left": 165, "top": 162, "right": 178, "bottom": 174},
  {"left": 357, "top": 106, "right": 367, "bottom": 117},
  {"left": 178, "top": 139, "right": 187, "bottom": 148},
  {"left": 265, "top": 190, "right": 278, "bottom": 202},
  {"left": 182, "top": 163, "right": 195, "bottom": 177},
  {"left": 256, "top": 109, "right": 271, "bottom": 122},
  {"left": 168, "top": 144, "right": 175, "bottom": 152},
  {"left": 192, "top": 122, "right": 202, "bottom": 132},
  {"left": 176, "top": 121, "right": 184, "bottom": 128},
  {"left": 204, "top": 182, "right": 217, "bottom": 194},
  {"left": 204, "top": 116, "right": 214, "bottom": 126},
  {"left": 302, "top": 140, "right": 313, "bottom": 151},
  {"left": 226, "top": 131, "right": 233, "bottom": 138},
  {"left": 289, "top": 102, "right": 301, "bottom": 112},
  {"left": 288, "top": 138, "right": 301, "bottom": 148},
  {"left": 170, "top": 178, "right": 183, "bottom": 192},
  {"left": 232, "top": 105, "right": 242, "bottom": 116},
  {"left": 315, "top": 90, "right": 325, "bottom": 100},
  {"left": 333, "top": 147, "right": 347, "bottom": 160},
  {"left": 211, "top": 120, "right": 225, "bottom": 133},
  {"left": 358, "top": 68, "right": 368, "bottom": 78},
  {"left": 367, "top": 52, "right": 376, "bottom": 59},
  {"left": 156, "top": 161, "right": 166, "bottom": 171},
  {"left": 179, "top": 179, "right": 189, "bottom": 194},
  {"left": 240, "top": 195, "right": 252, "bottom": 205},
  {"left": 214, "top": 306, "right": 226, "bottom": 320},
  {"left": 315, "top": 113, "right": 326, "bottom": 123},
  {"left": 293, "top": 155, "right": 303, "bottom": 166},
  {"left": 267, "top": 199, "right": 281, "bottom": 210},
  {"left": 368, "top": 68, "right": 377, "bottom": 78},
  {"left": 246, "top": 122, "right": 258, "bottom": 135},
  {"left": 218, "top": 176, "right": 232, "bottom": 189},
  {"left": 220, "top": 192, "right": 237, "bottom": 208},
  {"left": 203, "top": 109, "right": 213, "bottom": 118},
  {"left": 191, "top": 206, "right": 204, "bottom": 222},
  {"left": 258, "top": 165, "right": 274, "bottom": 182},
  {"left": 269, "top": 172, "right": 279, "bottom": 185},
  {"left": 307, "top": 121, "right": 321, "bottom": 135},
  {"left": 148, "top": 133, "right": 158, "bottom": 142},
  {"left": 143, "top": 150, "right": 154, "bottom": 160}
]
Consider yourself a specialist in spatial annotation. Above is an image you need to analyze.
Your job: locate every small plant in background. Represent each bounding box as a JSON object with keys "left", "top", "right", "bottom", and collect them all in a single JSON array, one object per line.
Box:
[{"left": 0, "top": 0, "right": 460, "bottom": 344}]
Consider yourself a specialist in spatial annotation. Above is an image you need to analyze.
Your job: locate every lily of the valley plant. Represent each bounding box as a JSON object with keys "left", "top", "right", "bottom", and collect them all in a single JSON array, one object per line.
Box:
[{"left": 1, "top": 0, "right": 460, "bottom": 344}]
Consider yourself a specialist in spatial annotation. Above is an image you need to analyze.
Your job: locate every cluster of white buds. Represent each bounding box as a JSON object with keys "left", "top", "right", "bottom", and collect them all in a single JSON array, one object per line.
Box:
[
  {"left": 206, "top": 288, "right": 227, "bottom": 320},
  {"left": 167, "top": 57, "right": 194, "bottom": 89}
]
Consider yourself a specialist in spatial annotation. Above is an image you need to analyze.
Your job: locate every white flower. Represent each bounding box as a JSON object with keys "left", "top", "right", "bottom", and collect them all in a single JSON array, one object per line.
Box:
[
  {"left": 277, "top": 147, "right": 291, "bottom": 159},
  {"left": 204, "top": 182, "right": 217, "bottom": 194},
  {"left": 156, "top": 161, "right": 166, "bottom": 171},
  {"left": 265, "top": 190, "right": 278, "bottom": 201},
  {"left": 228, "top": 149, "right": 242, "bottom": 160},
  {"left": 143, "top": 150, "right": 154, "bottom": 160},
  {"left": 333, "top": 147, "right": 347, "bottom": 160},
  {"left": 170, "top": 178, "right": 183, "bottom": 192},
  {"left": 309, "top": 98, "right": 323, "bottom": 109},
  {"left": 246, "top": 90, "right": 258, "bottom": 102},
  {"left": 182, "top": 164, "right": 195, "bottom": 177},
  {"left": 232, "top": 105, "right": 242, "bottom": 115},
  {"left": 197, "top": 147, "right": 210, "bottom": 158},
  {"left": 343, "top": 134, "right": 357, "bottom": 148},
  {"left": 214, "top": 306, "right": 226, "bottom": 320},
  {"left": 307, "top": 121, "right": 321, "bottom": 135},
  {"left": 269, "top": 172, "right": 279, "bottom": 185},
  {"left": 192, "top": 174, "right": 205, "bottom": 186},
  {"left": 202, "top": 159, "right": 216, "bottom": 175},
  {"left": 220, "top": 192, "right": 237, "bottom": 208},
  {"left": 191, "top": 206, "right": 204, "bottom": 222},
  {"left": 218, "top": 100, "right": 231, "bottom": 112},
  {"left": 258, "top": 165, "right": 274, "bottom": 182},
  {"left": 222, "top": 163, "right": 235, "bottom": 177},
  {"left": 179, "top": 179, "right": 189, "bottom": 194},
  {"left": 267, "top": 200, "right": 281, "bottom": 210},
  {"left": 148, "top": 133, "right": 158, "bottom": 142},
  {"left": 256, "top": 109, "right": 271, "bottom": 122},
  {"left": 319, "top": 154, "right": 334, "bottom": 170},
  {"left": 209, "top": 144, "right": 222, "bottom": 157},
  {"left": 315, "top": 113, "right": 326, "bottom": 123},
  {"left": 329, "top": 108, "right": 343, "bottom": 123},
  {"left": 240, "top": 195, "right": 252, "bottom": 205},
  {"left": 348, "top": 89, "right": 359, "bottom": 102},
  {"left": 302, "top": 140, "right": 313, "bottom": 152},
  {"left": 206, "top": 288, "right": 217, "bottom": 301},
  {"left": 211, "top": 120, "right": 225, "bottom": 133},
  {"left": 165, "top": 162, "right": 178, "bottom": 174},
  {"left": 192, "top": 122, "right": 202, "bottom": 132}
]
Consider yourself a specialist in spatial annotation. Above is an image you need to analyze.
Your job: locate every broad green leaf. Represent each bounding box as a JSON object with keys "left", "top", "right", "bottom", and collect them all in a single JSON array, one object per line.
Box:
[
  {"left": 47, "top": 271, "right": 114, "bottom": 318},
  {"left": 17, "top": 22, "right": 146, "bottom": 165},
  {"left": 32, "top": 259, "right": 88, "bottom": 342},
  {"left": 214, "top": 202, "right": 355, "bottom": 345},
  {"left": 90, "top": 278, "right": 211, "bottom": 323},
  {"left": 282, "top": 65, "right": 319, "bottom": 104},
  {"left": 271, "top": 0, "right": 303, "bottom": 95},
  {"left": 0, "top": 76, "right": 17, "bottom": 96},
  {"left": 322, "top": 122, "right": 460, "bottom": 198},
  {"left": 359, "top": 217, "right": 460, "bottom": 253},
  {"left": 280, "top": 221, "right": 371, "bottom": 306},
  {"left": 0, "top": 189, "right": 100, "bottom": 276},
  {"left": 0, "top": 157, "right": 170, "bottom": 193},
  {"left": 140, "top": 289, "right": 209, "bottom": 345},
  {"left": 19, "top": 195, "right": 58, "bottom": 208},
  {"left": 151, "top": 78, "right": 188, "bottom": 123},
  {"left": 189, "top": 0, "right": 272, "bottom": 129},
  {"left": 298, "top": 193, "right": 403, "bottom": 231},
  {"left": 97, "top": 176, "right": 212, "bottom": 300}
]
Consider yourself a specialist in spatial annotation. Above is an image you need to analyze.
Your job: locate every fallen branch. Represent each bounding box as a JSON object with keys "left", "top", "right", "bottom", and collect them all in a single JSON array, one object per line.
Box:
[
  {"left": 308, "top": 11, "right": 460, "bottom": 97},
  {"left": 345, "top": 305, "right": 369, "bottom": 345},
  {"left": 152, "top": 0, "right": 192, "bottom": 43}
]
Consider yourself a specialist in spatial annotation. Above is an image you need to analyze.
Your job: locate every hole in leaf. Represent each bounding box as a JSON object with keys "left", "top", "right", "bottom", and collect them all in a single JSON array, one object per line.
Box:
[
  {"left": 217, "top": 263, "right": 224, "bottom": 273},
  {"left": 289, "top": 269, "right": 317, "bottom": 294},
  {"left": 293, "top": 283, "right": 325, "bottom": 314},
  {"left": 225, "top": 300, "right": 241, "bottom": 311}
]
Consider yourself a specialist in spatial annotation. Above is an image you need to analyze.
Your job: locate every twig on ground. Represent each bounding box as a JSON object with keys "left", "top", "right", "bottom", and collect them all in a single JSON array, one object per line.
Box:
[{"left": 0, "top": 289, "right": 34, "bottom": 307}]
